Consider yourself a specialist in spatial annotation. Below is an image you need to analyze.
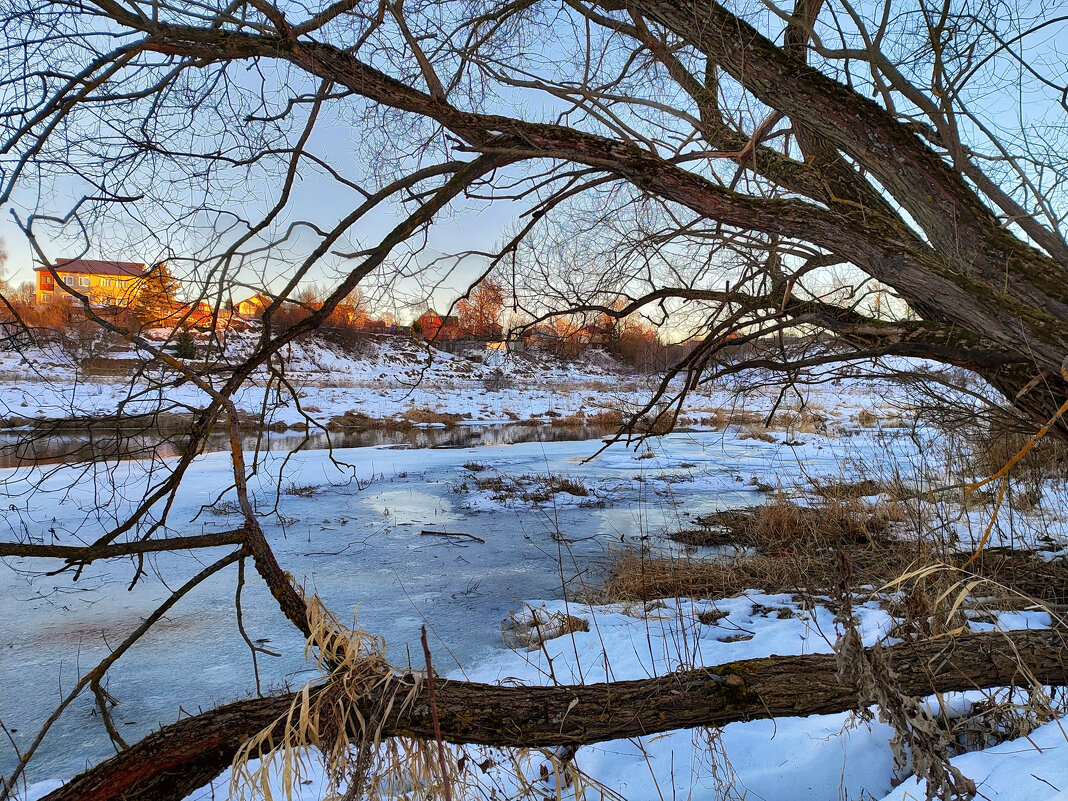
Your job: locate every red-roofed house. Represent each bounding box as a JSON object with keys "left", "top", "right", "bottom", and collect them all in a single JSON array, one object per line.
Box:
[
  {"left": 414, "top": 309, "right": 467, "bottom": 340},
  {"left": 35, "top": 259, "right": 146, "bottom": 306}
]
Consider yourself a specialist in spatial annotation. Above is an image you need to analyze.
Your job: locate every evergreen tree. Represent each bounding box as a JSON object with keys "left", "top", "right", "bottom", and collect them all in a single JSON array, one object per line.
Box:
[
  {"left": 130, "top": 262, "right": 181, "bottom": 325},
  {"left": 174, "top": 329, "right": 196, "bottom": 359}
]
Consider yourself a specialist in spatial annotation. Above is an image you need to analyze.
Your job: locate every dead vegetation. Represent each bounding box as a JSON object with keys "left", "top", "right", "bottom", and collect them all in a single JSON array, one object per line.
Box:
[
  {"left": 326, "top": 406, "right": 463, "bottom": 430},
  {"left": 501, "top": 608, "right": 590, "bottom": 650},
  {"left": 401, "top": 407, "right": 464, "bottom": 426},
  {"left": 673, "top": 496, "right": 900, "bottom": 550},
  {"left": 968, "top": 415, "right": 1068, "bottom": 488},
  {"left": 609, "top": 498, "right": 1067, "bottom": 609},
  {"left": 471, "top": 473, "right": 591, "bottom": 503}
]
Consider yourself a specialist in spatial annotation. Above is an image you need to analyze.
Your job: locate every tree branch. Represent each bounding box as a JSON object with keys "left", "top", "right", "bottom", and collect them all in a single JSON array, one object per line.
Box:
[
  {"left": 41, "top": 628, "right": 1068, "bottom": 801},
  {"left": 0, "top": 530, "right": 245, "bottom": 563}
]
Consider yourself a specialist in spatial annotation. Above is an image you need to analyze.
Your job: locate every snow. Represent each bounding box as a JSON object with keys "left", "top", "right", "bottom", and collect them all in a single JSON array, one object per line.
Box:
[
  {"left": 1, "top": 337, "right": 1066, "bottom": 800},
  {"left": 0, "top": 334, "right": 901, "bottom": 429},
  {"left": 878, "top": 719, "right": 1068, "bottom": 801}
]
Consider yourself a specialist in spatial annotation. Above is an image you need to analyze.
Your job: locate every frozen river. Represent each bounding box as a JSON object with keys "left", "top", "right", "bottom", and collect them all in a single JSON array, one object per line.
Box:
[{"left": 0, "top": 428, "right": 875, "bottom": 787}]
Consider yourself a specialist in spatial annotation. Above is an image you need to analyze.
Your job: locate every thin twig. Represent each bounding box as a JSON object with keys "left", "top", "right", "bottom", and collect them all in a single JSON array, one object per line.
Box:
[
  {"left": 421, "top": 625, "right": 453, "bottom": 801},
  {"left": 419, "top": 529, "right": 486, "bottom": 544}
]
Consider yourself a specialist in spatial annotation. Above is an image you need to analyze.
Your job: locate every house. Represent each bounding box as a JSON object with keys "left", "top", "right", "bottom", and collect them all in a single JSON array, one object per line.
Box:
[
  {"left": 170, "top": 300, "right": 217, "bottom": 329},
  {"left": 35, "top": 259, "right": 146, "bottom": 306},
  {"left": 234, "top": 293, "right": 273, "bottom": 318},
  {"left": 414, "top": 309, "right": 467, "bottom": 340}
]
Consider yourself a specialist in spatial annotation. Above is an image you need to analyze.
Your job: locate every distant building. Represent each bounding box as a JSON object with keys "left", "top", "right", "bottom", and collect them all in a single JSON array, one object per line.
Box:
[
  {"left": 414, "top": 309, "right": 467, "bottom": 340},
  {"left": 35, "top": 259, "right": 146, "bottom": 306},
  {"left": 234, "top": 293, "right": 273, "bottom": 318},
  {"left": 171, "top": 300, "right": 217, "bottom": 329}
]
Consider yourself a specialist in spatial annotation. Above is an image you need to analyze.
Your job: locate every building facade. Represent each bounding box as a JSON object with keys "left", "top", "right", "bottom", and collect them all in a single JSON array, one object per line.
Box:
[{"left": 35, "top": 259, "right": 146, "bottom": 306}]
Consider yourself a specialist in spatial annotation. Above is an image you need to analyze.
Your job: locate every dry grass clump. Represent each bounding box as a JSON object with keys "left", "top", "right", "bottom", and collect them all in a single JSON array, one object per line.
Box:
[
  {"left": 231, "top": 596, "right": 611, "bottom": 801},
  {"left": 856, "top": 409, "right": 879, "bottom": 427},
  {"left": 501, "top": 607, "right": 590, "bottom": 649},
  {"left": 613, "top": 513, "right": 1066, "bottom": 613},
  {"left": 326, "top": 409, "right": 393, "bottom": 430},
  {"left": 232, "top": 596, "right": 430, "bottom": 800},
  {"left": 958, "top": 548, "right": 1068, "bottom": 608},
  {"left": 944, "top": 689, "right": 1065, "bottom": 756},
  {"left": 691, "top": 497, "right": 897, "bottom": 551},
  {"left": 554, "top": 408, "right": 625, "bottom": 426},
  {"left": 326, "top": 407, "right": 466, "bottom": 430},
  {"left": 584, "top": 409, "right": 624, "bottom": 426},
  {"left": 700, "top": 407, "right": 762, "bottom": 429},
  {"left": 765, "top": 407, "right": 828, "bottom": 435},
  {"left": 622, "top": 498, "right": 912, "bottom": 599},
  {"left": 810, "top": 478, "right": 891, "bottom": 500},
  {"left": 604, "top": 549, "right": 836, "bottom": 600},
  {"left": 669, "top": 528, "right": 734, "bottom": 547},
  {"left": 969, "top": 417, "right": 1068, "bottom": 485},
  {"left": 737, "top": 425, "right": 777, "bottom": 443},
  {"left": 474, "top": 473, "right": 590, "bottom": 502},
  {"left": 401, "top": 407, "right": 463, "bottom": 426}
]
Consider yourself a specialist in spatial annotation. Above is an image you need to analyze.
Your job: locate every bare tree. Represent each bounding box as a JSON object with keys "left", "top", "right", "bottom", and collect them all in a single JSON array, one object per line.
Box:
[
  {"left": 0, "top": 0, "right": 1066, "bottom": 798},
  {"left": 456, "top": 278, "right": 504, "bottom": 340}
]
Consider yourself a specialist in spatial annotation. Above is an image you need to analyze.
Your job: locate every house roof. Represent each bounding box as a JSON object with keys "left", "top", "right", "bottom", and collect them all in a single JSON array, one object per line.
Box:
[
  {"left": 36, "top": 259, "right": 146, "bottom": 277},
  {"left": 236, "top": 293, "right": 273, "bottom": 308},
  {"left": 418, "top": 310, "right": 460, "bottom": 324}
]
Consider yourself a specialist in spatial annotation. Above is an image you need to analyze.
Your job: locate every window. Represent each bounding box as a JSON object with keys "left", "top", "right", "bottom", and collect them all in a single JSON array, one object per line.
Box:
[
  {"left": 101, "top": 278, "right": 113, "bottom": 287},
  {"left": 62, "top": 275, "right": 73, "bottom": 285},
  {"left": 79, "top": 277, "right": 91, "bottom": 287}
]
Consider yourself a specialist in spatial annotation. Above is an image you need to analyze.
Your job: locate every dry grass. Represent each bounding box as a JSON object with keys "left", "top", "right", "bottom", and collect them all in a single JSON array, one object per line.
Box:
[
  {"left": 232, "top": 596, "right": 427, "bottom": 800},
  {"left": 766, "top": 408, "right": 829, "bottom": 435},
  {"left": 969, "top": 416, "right": 1068, "bottom": 486},
  {"left": 231, "top": 595, "right": 615, "bottom": 801},
  {"left": 856, "top": 409, "right": 879, "bottom": 427},
  {"left": 326, "top": 409, "right": 396, "bottom": 430},
  {"left": 554, "top": 408, "right": 625, "bottom": 427},
  {"left": 474, "top": 473, "right": 590, "bottom": 502},
  {"left": 501, "top": 607, "right": 590, "bottom": 649},
  {"left": 736, "top": 426, "right": 777, "bottom": 443},
  {"left": 686, "top": 497, "right": 898, "bottom": 551},
  {"left": 610, "top": 495, "right": 1066, "bottom": 611},
  {"left": 609, "top": 495, "right": 914, "bottom": 599},
  {"left": 810, "top": 478, "right": 892, "bottom": 500},
  {"left": 325, "top": 406, "right": 464, "bottom": 430},
  {"left": 401, "top": 407, "right": 463, "bottom": 426}
]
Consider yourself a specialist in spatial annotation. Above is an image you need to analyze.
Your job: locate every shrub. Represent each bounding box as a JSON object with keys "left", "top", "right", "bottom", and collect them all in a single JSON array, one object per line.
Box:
[
  {"left": 482, "top": 367, "right": 513, "bottom": 392},
  {"left": 175, "top": 330, "right": 197, "bottom": 359}
]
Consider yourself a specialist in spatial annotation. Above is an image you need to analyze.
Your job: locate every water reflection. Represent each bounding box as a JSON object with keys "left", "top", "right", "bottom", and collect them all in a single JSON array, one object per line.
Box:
[{"left": 0, "top": 422, "right": 623, "bottom": 468}]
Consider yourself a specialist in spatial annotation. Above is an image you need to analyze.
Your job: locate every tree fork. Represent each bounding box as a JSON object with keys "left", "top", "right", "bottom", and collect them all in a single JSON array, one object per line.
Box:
[{"left": 41, "top": 628, "right": 1067, "bottom": 801}]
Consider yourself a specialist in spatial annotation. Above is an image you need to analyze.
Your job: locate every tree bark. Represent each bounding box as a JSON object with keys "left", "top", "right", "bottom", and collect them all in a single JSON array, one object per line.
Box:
[{"left": 42, "top": 628, "right": 1067, "bottom": 801}]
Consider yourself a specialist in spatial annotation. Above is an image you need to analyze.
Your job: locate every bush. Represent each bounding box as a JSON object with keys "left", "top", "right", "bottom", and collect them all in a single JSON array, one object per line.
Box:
[
  {"left": 175, "top": 330, "right": 196, "bottom": 359},
  {"left": 482, "top": 367, "right": 513, "bottom": 392}
]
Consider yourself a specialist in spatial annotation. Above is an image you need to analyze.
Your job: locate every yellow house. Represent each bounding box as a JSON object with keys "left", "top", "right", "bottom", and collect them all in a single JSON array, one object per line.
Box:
[{"left": 35, "top": 259, "right": 147, "bottom": 306}]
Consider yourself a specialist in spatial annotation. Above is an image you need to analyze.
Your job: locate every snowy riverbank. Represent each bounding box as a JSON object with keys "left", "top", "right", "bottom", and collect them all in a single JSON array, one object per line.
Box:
[{"left": 2, "top": 346, "right": 1066, "bottom": 801}]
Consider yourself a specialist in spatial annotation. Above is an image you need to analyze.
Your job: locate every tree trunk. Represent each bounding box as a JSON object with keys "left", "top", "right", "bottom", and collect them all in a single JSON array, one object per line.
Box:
[{"left": 43, "top": 628, "right": 1067, "bottom": 801}]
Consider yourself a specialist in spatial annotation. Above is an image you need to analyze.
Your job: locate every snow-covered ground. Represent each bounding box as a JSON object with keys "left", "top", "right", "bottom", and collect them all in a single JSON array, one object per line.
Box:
[
  {"left": 0, "top": 333, "right": 895, "bottom": 429},
  {"left": 1, "top": 339, "right": 1066, "bottom": 801}
]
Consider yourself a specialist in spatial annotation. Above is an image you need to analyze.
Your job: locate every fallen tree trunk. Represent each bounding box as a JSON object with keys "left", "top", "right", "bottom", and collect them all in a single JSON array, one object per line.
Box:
[{"left": 42, "top": 628, "right": 1067, "bottom": 801}]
